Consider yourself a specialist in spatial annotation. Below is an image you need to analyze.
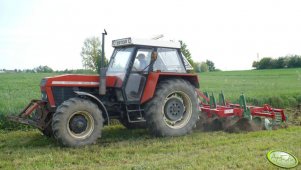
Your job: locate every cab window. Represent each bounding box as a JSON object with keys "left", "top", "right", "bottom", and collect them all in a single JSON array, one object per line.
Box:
[
  {"left": 132, "top": 49, "right": 153, "bottom": 72},
  {"left": 153, "top": 48, "right": 186, "bottom": 73}
]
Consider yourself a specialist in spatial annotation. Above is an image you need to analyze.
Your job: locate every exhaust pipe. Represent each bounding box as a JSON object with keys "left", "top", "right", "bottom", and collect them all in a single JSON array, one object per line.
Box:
[{"left": 99, "top": 29, "right": 107, "bottom": 95}]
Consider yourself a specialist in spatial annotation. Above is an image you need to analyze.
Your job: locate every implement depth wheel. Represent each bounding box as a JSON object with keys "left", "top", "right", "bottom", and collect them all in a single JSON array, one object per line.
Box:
[
  {"left": 144, "top": 79, "right": 199, "bottom": 137},
  {"left": 52, "top": 98, "right": 103, "bottom": 147}
]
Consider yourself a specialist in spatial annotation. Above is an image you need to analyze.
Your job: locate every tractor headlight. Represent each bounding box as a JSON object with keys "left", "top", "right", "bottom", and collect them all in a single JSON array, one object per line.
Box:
[
  {"left": 41, "top": 91, "right": 48, "bottom": 101},
  {"left": 40, "top": 78, "right": 47, "bottom": 87},
  {"left": 116, "top": 90, "right": 124, "bottom": 102}
]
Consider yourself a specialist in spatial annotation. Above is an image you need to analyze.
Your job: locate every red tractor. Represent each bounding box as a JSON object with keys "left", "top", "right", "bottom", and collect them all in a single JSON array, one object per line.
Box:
[
  {"left": 8, "top": 31, "right": 201, "bottom": 147},
  {"left": 8, "top": 31, "right": 286, "bottom": 147}
]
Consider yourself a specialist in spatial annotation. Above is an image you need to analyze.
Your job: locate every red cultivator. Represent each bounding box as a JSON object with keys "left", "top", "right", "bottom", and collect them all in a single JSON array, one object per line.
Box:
[{"left": 196, "top": 90, "right": 287, "bottom": 132}]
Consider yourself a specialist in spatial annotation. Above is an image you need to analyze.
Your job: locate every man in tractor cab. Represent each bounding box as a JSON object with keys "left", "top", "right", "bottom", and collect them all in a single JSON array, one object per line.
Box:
[{"left": 137, "top": 53, "right": 147, "bottom": 70}]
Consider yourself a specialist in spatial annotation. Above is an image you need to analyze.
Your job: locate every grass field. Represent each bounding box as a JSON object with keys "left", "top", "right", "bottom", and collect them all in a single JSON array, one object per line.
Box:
[
  {"left": 0, "top": 68, "right": 301, "bottom": 116},
  {"left": 0, "top": 73, "right": 55, "bottom": 115},
  {"left": 0, "top": 69, "right": 300, "bottom": 169},
  {"left": 200, "top": 68, "right": 301, "bottom": 107},
  {"left": 0, "top": 126, "right": 300, "bottom": 169}
]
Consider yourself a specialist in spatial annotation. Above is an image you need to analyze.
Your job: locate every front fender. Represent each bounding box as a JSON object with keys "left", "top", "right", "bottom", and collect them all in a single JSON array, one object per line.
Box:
[{"left": 74, "top": 91, "right": 109, "bottom": 125}]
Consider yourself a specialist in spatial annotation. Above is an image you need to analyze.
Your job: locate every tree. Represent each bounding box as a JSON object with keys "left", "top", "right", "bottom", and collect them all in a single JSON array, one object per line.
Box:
[
  {"left": 287, "top": 55, "right": 301, "bottom": 68},
  {"left": 179, "top": 40, "right": 194, "bottom": 67},
  {"left": 206, "top": 60, "right": 215, "bottom": 71},
  {"left": 273, "top": 57, "right": 287, "bottom": 68},
  {"left": 34, "top": 65, "right": 53, "bottom": 73},
  {"left": 252, "top": 61, "right": 259, "bottom": 69},
  {"left": 81, "top": 37, "right": 108, "bottom": 72},
  {"left": 257, "top": 57, "right": 273, "bottom": 69},
  {"left": 200, "top": 62, "right": 209, "bottom": 72},
  {"left": 194, "top": 62, "right": 209, "bottom": 73},
  {"left": 193, "top": 62, "right": 201, "bottom": 73}
]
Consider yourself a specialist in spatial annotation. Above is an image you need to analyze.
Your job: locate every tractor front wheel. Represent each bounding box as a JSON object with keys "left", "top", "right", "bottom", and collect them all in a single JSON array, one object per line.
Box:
[
  {"left": 144, "top": 79, "right": 199, "bottom": 136},
  {"left": 52, "top": 98, "right": 103, "bottom": 147}
]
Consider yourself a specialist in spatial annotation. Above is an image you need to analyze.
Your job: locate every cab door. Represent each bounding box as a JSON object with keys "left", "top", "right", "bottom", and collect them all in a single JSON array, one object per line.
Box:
[{"left": 125, "top": 48, "right": 154, "bottom": 102}]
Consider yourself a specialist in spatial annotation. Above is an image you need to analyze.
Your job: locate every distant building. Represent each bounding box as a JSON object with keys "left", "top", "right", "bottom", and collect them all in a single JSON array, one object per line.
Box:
[{"left": 4, "top": 70, "right": 16, "bottom": 73}]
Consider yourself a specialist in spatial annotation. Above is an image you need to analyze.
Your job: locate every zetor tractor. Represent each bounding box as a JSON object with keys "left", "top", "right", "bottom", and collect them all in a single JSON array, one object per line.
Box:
[
  {"left": 8, "top": 31, "right": 287, "bottom": 147},
  {"left": 8, "top": 32, "right": 201, "bottom": 147}
]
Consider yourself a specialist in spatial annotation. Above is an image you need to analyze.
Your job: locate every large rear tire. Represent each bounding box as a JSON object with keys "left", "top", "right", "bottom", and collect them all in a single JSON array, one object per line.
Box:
[
  {"left": 144, "top": 79, "right": 199, "bottom": 137},
  {"left": 52, "top": 98, "right": 103, "bottom": 147}
]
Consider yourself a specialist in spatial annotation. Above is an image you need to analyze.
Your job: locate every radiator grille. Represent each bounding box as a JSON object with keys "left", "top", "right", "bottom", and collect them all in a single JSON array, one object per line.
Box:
[{"left": 52, "top": 87, "right": 97, "bottom": 107}]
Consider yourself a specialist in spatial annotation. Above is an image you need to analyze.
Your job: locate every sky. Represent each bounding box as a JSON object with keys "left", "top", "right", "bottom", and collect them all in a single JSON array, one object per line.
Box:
[{"left": 0, "top": 0, "right": 301, "bottom": 71}]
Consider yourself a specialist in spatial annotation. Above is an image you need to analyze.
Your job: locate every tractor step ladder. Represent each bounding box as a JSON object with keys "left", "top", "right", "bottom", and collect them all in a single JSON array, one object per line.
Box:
[{"left": 125, "top": 104, "right": 146, "bottom": 123}]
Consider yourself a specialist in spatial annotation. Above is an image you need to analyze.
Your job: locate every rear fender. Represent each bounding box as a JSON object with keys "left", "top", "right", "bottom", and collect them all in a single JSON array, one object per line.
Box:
[
  {"left": 74, "top": 91, "right": 109, "bottom": 125},
  {"left": 141, "top": 72, "right": 199, "bottom": 104}
]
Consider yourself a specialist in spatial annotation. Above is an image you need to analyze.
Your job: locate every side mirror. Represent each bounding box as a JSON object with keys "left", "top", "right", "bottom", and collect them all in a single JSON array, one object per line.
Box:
[{"left": 151, "top": 52, "right": 158, "bottom": 62}]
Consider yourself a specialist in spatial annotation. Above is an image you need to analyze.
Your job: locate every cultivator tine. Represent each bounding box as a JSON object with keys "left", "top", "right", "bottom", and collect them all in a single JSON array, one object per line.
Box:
[
  {"left": 218, "top": 91, "right": 226, "bottom": 106},
  {"left": 197, "top": 90, "right": 286, "bottom": 132},
  {"left": 209, "top": 93, "right": 217, "bottom": 109},
  {"left": 203, "top": 92, "right": 209, "bottom": 101},
  {"left": 239, "top": 94, "right": 251, "bottom": 120},
  {"left": 195, "top": 89, "right": 210, "bottom": 105}
]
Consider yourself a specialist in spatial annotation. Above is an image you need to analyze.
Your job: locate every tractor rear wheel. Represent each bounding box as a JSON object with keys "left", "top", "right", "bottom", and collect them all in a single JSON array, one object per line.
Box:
[
  {"left": 52, "top": 98, "right": 103, "bottom": 147},
  {"left": 144, "top": 79, "right": 199, "bottom": 137}
]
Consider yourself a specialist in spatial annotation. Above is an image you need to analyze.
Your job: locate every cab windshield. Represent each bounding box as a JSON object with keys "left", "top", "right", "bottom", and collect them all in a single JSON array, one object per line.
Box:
[{"left": 107, "top": 47, "right": 134, "bottom": 73}]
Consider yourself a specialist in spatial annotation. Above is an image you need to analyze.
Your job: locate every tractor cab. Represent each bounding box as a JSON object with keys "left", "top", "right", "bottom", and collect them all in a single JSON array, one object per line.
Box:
[{"left": 106, "top": 37, "right": 193, "bottom": 103}]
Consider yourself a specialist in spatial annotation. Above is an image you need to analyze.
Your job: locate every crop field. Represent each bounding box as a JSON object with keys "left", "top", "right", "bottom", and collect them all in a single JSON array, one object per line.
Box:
[
  {"left": 200, "top": 68, "right": 301, "bottom": 108},
  {"left": 0, "top": 69, "right": 300, "bottom": 169}
]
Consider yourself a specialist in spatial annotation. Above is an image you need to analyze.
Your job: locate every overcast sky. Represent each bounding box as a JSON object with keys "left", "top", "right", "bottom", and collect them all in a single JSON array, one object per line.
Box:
[{"left": 1, "top": 0, "right": 301, "bottom": 71}]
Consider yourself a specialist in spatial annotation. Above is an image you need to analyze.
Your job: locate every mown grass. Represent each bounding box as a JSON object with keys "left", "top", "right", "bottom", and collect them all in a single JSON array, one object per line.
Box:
[{"left": 0, "top": 125, "right": 300, "bottom": 169}]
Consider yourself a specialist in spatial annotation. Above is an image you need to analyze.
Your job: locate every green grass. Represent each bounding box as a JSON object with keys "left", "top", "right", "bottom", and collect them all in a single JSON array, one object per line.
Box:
[
  {"left": 0, "top": 73, "right": 56, "bottom": 130},
  {"left": 199, "top": 68, "right": 301, "bottom": 107},
  {"left": 0, "top": 73, "right": 55, "bottom": 115},
  {"left": 0, "top": 70, "right": 301, "bottom": 169},
  {"left": 0, "top": 125, "right": 300, "bottom": 169},
  {"left": 1, "top": 68, "right": 300, "bottom": 116}
]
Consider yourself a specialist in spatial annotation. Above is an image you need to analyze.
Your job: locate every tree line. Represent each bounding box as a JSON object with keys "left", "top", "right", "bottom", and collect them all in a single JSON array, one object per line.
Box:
[
  {"left": 0, "top": 66, "right": 54, "bottom": 73},
  {"left": 252, "top": 55, "right": 301, "bottom": 69},
  {"left": 0, "top": 66, "right": 95, "bottom": 74}
]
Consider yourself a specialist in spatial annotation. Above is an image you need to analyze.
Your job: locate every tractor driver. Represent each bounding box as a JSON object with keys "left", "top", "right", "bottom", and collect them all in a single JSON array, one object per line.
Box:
[{"left": 137, "top": 53, "right": 147, "bottom": 70}]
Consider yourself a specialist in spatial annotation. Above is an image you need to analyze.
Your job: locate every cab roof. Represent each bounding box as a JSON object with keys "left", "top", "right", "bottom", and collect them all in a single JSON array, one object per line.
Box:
[{"left": 112, "top": 37, "right": 181, "bottom": 49}]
